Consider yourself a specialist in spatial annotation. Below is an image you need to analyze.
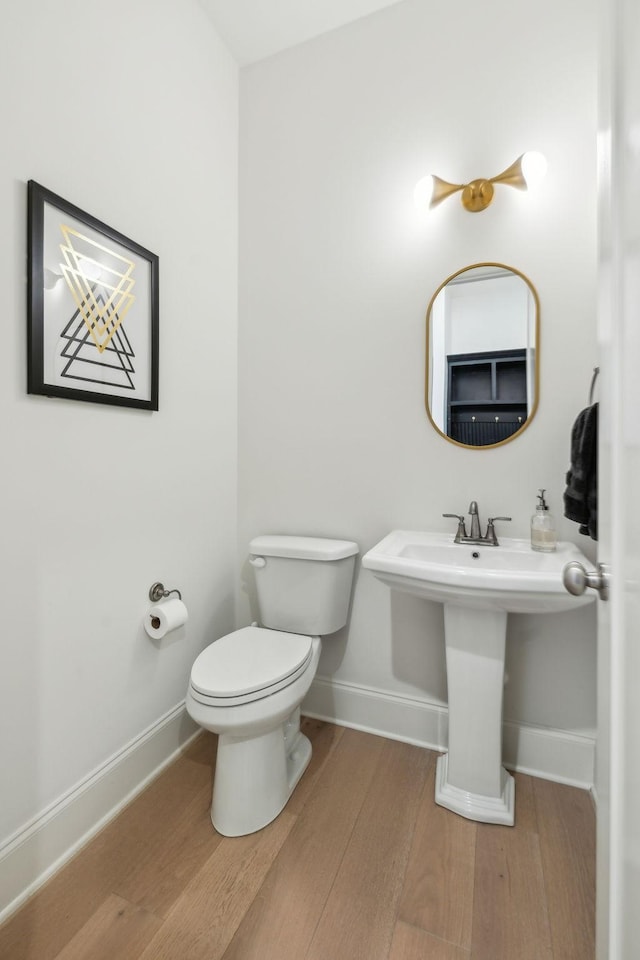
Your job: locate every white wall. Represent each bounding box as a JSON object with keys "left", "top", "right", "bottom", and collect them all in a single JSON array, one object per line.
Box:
[
  {"left": 239, "top": 0, "right": 599, "bottom": 765},
  {"left": 0, "top": 0, "right": 238, "bottom": 871},
  {"left": 445, "top": 275, "right": 529, "bottom": 355}
]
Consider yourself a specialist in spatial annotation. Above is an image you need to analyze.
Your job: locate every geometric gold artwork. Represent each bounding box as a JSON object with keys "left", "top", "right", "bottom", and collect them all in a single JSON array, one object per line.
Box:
[
  {"left": 59, "top": 225, "right": 136, "bottom": 354},
  {"left": 27, "top": 179, "right": 159, "bottom": 410}
]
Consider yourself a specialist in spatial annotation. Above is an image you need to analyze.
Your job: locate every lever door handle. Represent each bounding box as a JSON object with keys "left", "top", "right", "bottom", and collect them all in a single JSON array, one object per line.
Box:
[{"left": 562, "top": 561, "right": 610, "bottom": 602}]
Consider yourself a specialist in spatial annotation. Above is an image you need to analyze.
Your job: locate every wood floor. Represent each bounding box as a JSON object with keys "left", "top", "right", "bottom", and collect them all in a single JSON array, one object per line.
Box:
[{"left": 0, "top": 720, "right": 595, "bottom": 960}]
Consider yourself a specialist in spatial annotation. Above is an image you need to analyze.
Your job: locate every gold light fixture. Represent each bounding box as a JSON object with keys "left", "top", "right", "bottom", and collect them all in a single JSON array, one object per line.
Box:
[{"left": 414, "top": 151, "right": 548, "bottom": 213}]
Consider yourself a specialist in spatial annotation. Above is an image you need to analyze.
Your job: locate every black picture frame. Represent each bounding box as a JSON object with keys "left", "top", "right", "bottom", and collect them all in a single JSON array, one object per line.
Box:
[{"left": 27, "top": 180, "right": 159, "bottom": 410}]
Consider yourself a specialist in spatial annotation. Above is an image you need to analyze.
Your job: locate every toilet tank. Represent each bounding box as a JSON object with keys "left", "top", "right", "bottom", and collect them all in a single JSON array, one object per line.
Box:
[{"left": 249, "top": 535, "right": 359, "bottom": 635}]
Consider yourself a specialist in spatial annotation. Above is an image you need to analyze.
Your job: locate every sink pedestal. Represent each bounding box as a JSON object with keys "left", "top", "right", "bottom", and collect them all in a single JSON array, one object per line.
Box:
[
  {"left": 435, "top": 603, "right": 515, "bottom": 825},
  {"left": 362, "top": 529, "right": 597, "bottom": 827}
]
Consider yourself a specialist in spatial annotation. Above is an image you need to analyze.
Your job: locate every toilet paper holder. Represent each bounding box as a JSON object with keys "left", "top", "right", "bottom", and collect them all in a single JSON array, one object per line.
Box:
[{"left": 148, "top": 581, "right": 183, "bottom": 603}]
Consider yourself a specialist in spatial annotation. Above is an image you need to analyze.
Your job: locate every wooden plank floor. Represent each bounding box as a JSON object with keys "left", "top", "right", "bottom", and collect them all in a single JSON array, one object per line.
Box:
[{"left": 0, "top": 720, "right": 595, "bottom": 960}]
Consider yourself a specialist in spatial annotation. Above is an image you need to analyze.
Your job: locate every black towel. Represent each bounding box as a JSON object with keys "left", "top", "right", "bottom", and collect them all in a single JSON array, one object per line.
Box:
[{"left": 563, "top": 402, "right": 598, "bottom": 540}]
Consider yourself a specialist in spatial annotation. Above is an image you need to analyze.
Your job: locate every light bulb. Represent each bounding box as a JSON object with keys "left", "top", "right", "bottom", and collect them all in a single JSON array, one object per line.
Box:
[
  {"left": 413, "top": 174, "right": 435, "bottom": 210},
  {"left": 521, "top": 151, "right": 548, "bottom": 190}
]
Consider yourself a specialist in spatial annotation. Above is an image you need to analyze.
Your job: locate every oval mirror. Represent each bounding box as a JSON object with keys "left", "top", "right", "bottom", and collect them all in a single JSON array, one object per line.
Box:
[{"left": 425, "top": 262, "right": 539, "bottom": 448}]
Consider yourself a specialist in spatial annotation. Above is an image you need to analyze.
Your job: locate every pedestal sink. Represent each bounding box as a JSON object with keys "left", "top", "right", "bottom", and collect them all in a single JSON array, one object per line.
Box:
[{"left": 361, "top": 530, "right": 595, "bottom": 825}]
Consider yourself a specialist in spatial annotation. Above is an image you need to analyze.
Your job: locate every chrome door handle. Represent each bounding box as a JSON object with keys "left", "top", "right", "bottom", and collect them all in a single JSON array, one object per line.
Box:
[{"left": 562, "top": 561, "right": 610, "bottom": 602}]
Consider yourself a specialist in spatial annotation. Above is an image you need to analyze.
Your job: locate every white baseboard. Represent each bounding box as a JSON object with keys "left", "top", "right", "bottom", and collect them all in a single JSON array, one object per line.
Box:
[
  {"left": 502, "top": 717, "right": 595, "bottom": 788},
  {"left": 303, "top": 675, "right": 595, "bottom": 790},
  {"left": 0, "top": 702, "right": 200, "bottom": 924}
]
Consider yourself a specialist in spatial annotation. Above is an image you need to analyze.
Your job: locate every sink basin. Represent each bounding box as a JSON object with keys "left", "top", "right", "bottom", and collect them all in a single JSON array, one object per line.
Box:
[
  {"left": 362, "top": 529, "right": 596, "bottom": 826},
  {"left": 362, "top": 529, "right": 596, "bottom": 614}
]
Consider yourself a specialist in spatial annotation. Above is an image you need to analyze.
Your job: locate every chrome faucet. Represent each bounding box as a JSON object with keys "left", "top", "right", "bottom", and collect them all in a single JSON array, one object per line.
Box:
[
  {"left": 443, "top": 502, "right": 512, "bottom": 546},
  {"left": 468, "top": 500, "right": 481, "bottom": 540}
]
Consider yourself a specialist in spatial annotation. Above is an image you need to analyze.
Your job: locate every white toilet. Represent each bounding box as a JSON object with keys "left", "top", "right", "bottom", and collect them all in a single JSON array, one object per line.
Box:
[{"left": 185, "top": 535, "right": 358, "bottom": 837}]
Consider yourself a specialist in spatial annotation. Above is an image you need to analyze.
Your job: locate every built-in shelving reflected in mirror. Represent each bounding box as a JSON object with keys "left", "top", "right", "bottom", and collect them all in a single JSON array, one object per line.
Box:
[{"left": 425, "top": 263, "right": 539, "bottom": 448}]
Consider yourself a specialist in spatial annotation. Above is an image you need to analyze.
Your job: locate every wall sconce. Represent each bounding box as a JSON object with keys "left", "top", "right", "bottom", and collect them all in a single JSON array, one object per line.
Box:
[{"left": 414, "top": 151, "right": 547, "bottom": 213}]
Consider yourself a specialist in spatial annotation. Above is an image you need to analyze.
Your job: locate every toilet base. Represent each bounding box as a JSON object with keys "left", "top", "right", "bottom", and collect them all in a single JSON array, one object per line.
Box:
[{"left": 212, "top": 710, "right": 312, "bottom": 836}]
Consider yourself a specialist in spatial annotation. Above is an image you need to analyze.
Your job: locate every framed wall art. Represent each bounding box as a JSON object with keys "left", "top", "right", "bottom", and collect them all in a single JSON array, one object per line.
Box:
[{"left": 27, "top": 180, "right": 159, "bottom": 410}]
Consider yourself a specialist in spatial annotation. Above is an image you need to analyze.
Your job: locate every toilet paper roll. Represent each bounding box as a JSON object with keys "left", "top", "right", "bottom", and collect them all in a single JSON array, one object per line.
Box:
[{"left": 144, "top": 598, "right": 188, "bottom": 640}]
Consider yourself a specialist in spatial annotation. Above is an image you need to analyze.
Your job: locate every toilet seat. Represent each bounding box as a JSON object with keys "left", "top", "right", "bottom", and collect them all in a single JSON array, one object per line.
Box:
[{"left": 189, "top": 626, "right": 314, "bottom": 707}]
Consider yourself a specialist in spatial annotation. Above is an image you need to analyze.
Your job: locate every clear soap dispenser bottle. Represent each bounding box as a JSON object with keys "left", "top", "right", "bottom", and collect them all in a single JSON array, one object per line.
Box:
[{"left": 531, "top": 489, "right": 557, "bottom": 553}]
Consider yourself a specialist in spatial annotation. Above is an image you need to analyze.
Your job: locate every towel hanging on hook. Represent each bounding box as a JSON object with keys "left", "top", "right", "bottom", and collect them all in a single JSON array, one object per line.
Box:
[{"left": 564, "top": 371, "right": 599, "bottom": 541}]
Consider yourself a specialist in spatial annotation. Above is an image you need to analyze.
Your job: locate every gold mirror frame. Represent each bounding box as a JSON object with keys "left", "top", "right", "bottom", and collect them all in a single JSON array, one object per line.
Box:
[{"left": 425, "top": 262, "right": 540, "bottom": 450}]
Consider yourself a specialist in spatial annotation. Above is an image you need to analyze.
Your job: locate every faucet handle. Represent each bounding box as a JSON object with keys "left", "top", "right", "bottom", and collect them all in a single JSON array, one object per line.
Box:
[
  {"left": 484, "top": 516, "right": 511, "bottom": 546},
  {"left": 443, "top": 513, "right": 467, "bottom": 542}
]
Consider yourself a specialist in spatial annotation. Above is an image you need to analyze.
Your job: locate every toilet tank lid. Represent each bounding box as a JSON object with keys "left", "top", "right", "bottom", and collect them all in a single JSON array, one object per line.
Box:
[{"left": 249, "top": 535, "right": 359, "bottom": 561}]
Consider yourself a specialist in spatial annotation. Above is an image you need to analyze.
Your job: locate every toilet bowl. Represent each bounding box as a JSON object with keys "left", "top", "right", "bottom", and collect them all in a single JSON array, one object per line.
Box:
[{"left": 186, "top": 535, "right": 358, "bottom": 837}]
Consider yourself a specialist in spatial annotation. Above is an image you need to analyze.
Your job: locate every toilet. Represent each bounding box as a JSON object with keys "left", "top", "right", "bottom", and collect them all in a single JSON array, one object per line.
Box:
[{"left": 185, "top": 535, "right": 358, "bottom": 837}]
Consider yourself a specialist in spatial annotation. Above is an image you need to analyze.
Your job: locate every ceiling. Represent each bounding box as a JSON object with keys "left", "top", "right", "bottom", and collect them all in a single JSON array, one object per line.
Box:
[{"left": 199, "top": 0, "right": 406, "bottom": 65}]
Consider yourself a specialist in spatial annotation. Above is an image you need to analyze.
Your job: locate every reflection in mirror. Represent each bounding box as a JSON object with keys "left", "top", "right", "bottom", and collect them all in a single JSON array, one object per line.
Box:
[{"left": 426, "top": 263, "right": 539, "bottom": 448}]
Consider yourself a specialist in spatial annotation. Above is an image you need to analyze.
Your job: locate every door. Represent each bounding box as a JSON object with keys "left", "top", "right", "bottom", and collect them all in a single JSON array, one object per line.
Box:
[{"left": 596, "top": 0, "right": 640, "bottom": 956}]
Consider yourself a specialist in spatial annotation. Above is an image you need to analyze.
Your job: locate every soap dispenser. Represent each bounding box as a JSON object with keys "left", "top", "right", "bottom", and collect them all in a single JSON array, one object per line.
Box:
[{"left": 531, "top": 489, "right": 557, "bottom": 553}]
